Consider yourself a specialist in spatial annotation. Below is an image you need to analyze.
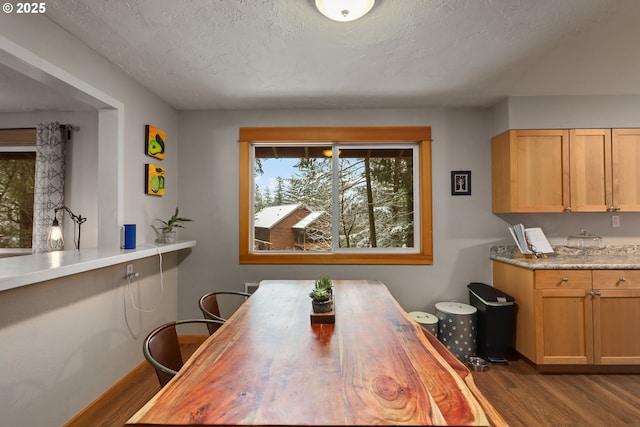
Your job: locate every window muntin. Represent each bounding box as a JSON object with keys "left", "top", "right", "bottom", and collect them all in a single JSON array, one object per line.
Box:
[{"left": 239, "top": 127, "right": 432, "bottom": 265}]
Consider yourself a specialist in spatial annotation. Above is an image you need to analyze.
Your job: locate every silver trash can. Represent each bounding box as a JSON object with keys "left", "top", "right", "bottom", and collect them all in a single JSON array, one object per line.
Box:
[
  {"left": 435, "top": 301, "right": 477, "bottom": 361},
  {"left": 409, "top": 311, "right": 438, "bottom": 336}
]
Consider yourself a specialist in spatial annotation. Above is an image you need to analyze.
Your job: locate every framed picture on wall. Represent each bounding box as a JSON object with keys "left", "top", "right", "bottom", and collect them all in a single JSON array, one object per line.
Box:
[
  {"left": 145, "top": 124, "right": 166, "bottom": 160},
  {"left": 145, "top": 163, "right": 165, "bottom": 196},
  {"left": 451, "top": 170, "right": 471, "bottom": 196}
]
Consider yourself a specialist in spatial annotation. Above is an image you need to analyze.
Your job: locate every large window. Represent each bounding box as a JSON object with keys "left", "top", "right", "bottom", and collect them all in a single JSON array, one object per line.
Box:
[
  {"left": 0, "top": 129, "right": 36, "bottom": 255},
  {"left": 239, "top": 127, "right": 432, "bottom": 264}
]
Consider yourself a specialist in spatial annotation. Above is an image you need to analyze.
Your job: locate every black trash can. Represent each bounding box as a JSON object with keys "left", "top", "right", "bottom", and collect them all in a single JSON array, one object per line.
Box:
[{"left": 467, "top": 282, "right": 515, "bottom": 363}]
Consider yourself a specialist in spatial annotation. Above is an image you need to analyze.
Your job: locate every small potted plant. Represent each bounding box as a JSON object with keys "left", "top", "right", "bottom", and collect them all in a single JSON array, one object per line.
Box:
[
  {"left": 315, "top": 274, "right": 333, "bottom": 295},
  {"left": 309, "top": 275, "right": 333, "bottom": 313},
  {"left": 309, "top": 287, "right": 333, "bottom": 313},
  {"left": 152, "top": 207, "right": 192, "bottom": 243}
]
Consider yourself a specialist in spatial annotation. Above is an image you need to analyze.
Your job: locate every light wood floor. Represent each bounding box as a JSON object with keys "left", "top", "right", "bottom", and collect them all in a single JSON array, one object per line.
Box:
[{"left": 67, "top": 350, "right": 640, "bottom": 427}]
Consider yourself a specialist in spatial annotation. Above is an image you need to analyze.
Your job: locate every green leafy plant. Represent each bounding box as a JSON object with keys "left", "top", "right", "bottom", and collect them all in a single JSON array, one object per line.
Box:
[
  {"left": 309, "top": 275, "right": 333, "bottom": 301},
  {"left": 314, "top": 274, "right": 333, "bottom": 291},
  {"left": 154, "top": 207, "right": 193, "bottom": 233},
  {"left": 309, "top": 287, "right": 331, "bottom": 301}
]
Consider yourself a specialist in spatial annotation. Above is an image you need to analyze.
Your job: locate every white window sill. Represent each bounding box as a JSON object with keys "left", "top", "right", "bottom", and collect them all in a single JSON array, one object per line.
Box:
[{"left": 0, "top": 241, "right": 196, "bottom": 292}]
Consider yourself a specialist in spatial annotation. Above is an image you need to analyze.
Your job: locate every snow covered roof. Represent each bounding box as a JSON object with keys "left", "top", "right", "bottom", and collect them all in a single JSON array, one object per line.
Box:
[
  {"left": 254, "top": 204, "right": 302, "bottom": 229},
  {"left": 292, "top": 211, "right": 325, "bottom": 229}
]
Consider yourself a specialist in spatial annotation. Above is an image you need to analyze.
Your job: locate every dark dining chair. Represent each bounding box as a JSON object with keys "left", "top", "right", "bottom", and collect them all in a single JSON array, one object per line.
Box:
[
  {"left": 143, "top": 318, "right": 225, "bottom": 388},
  {"left": 198, "top": 290, "right": 251, "bottom": 334}
]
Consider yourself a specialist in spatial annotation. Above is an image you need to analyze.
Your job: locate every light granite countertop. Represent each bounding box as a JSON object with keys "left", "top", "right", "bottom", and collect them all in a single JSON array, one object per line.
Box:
[{"left": 490, "top": 245, "right": 640, "bottom": 270}]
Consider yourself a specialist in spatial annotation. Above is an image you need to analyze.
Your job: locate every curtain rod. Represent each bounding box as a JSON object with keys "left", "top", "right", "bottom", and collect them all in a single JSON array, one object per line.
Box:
[
  {"left": 62, "top": 124, "right": 79, "bottom": 132},
  {"left": 61, "top": 124, "right": 79, "bottom": 140}
]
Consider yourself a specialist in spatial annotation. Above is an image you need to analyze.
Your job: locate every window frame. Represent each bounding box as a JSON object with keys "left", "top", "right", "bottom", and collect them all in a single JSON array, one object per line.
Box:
[{"left": 239, "top": 127, "right": 432, "bottom": 265}]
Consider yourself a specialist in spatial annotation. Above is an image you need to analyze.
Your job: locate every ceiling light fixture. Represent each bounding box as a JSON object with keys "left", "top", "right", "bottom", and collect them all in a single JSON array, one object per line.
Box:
[
  {"left": 315, "top": 0, "right": 375, "bottom": 22},
  {"left": 323, "top": 148, "right": 342, "bottom": 157}
]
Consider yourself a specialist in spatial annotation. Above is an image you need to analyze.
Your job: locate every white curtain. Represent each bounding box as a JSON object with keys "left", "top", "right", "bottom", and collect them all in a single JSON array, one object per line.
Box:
[{"left": 32, "top": 122, "right": 67, "bottom": 253}]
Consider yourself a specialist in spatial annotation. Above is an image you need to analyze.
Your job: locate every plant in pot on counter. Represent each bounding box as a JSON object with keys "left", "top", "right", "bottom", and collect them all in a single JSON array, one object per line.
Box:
[
  {"left": 309, "top": 275, "right": 333, "bottom": 313},
  {"left": 152, "top": 207, "right": 193, "bottom": 243}
]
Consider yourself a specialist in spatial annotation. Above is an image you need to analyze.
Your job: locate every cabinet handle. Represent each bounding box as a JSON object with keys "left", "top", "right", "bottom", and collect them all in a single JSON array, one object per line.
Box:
[
  {"left": 565, "top": 207, "right": 572, "bottom": 212},
  {"left": 607, "top": 206, "right": 615, "bottom": 212},
  {"left": 561, "top": 277, "right": 569, "bottom": 283},
  {"left": 594, "top": 291, "right": 602, "bottom": 297},
  {"left": 587, "top": 291, "right": 594, "bottom": 296},
  {"left": 614, "top": 206, "right": 621, "bottom": 212},
  {"left": 619, "top": 277, "right": 626, "bottom": 284}
]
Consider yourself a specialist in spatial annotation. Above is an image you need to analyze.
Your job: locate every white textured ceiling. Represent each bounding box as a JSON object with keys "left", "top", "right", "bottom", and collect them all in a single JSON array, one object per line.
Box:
[{"left": 7, "top": 0, "right": 640, "bottom": 111}]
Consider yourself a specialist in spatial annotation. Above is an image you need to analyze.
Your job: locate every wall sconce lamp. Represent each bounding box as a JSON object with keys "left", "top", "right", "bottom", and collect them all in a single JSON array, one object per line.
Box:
[
  {"left": 315, "top": 0, "right": 375, "bottom": 22},
  {"left": 48, "top": 206, "right": 87, "bottom": 251}
]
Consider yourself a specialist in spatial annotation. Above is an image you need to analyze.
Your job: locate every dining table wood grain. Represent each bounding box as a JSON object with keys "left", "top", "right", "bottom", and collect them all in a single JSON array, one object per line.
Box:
[{"left": 126, "top": 279, "right": 506, "bottom": 426}]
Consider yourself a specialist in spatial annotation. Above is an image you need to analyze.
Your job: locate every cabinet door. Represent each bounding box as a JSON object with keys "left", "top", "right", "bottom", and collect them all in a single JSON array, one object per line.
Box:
[
  {"left": 593, "top": 289, "right": 640, "bottom": 364},
  {"left": 535, "top": 288, "right": 593, "bottom": 364},
  {"left": 492, "top": 130, "right": 569, "bottom": 213},
  {"left": 612, "top": 129, "right": 640, "bottom": 211},
  {"left": 569, "top": 129, "right": 612, "bottom": 212},
  {"left": 592, "top": 270, "right": 640, "bottom": 364}
]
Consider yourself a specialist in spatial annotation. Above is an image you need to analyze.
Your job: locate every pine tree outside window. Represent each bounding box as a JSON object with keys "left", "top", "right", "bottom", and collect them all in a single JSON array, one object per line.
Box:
[
  {"left": 0, "top": 129, "right": 36, "bottom": 256},
  {"left": 239, "top": 127, "right": 432, "bottom": 265}
]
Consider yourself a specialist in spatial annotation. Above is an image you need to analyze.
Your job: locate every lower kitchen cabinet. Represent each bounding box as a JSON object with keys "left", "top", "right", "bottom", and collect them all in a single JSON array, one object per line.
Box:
[
  {"left": 534, "top": 269, "right": 593, "bottom": 365},
  {"left": 592, "top": 270, "right": 640, "bottom": 364},
  {"left": 492, "top": 261, "right": 640, "bottom": 369},
  {"left": 536, "top": 286, "right": 593, "bottom": 365}
]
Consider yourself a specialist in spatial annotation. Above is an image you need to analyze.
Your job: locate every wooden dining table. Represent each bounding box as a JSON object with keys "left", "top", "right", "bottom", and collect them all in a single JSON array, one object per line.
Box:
[{"left": 126, "top": 280, "right": 506, "bottom": 426}]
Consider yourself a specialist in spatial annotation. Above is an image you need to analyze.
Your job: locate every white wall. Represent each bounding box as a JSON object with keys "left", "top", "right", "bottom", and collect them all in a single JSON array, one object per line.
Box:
[
  {"left": 491, "top": 95, "right": 640, "bottom": 245},
  {"left": 505, "top": 95, "right": 640, "bottom": 130},
  {"left": 0, "top": 14, "right": 182, "bottom": 427},
  {"left": 177, "top": 108, "right": 511, "bottom": 318}
]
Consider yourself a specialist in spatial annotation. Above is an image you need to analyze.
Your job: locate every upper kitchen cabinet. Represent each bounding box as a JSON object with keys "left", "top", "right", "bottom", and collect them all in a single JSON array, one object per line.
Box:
[
  {"left": 492, "top": 128, "right": 640, "bottom": 213},
  {"left": 569, "top": 128, "right": 611, "bottom": 212},
  {"left": 492, "top": 129, "right": 569, "bottom": 213},
  {"left": 611, "top": 129, "right": 640, "bottom": 212}
]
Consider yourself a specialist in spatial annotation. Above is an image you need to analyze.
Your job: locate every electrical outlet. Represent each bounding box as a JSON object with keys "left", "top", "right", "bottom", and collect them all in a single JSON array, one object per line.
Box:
[
  {"left": 612, "top": 215, "right": 620, "bottom": 228},
  {"left": 245, "top": 282, "right": 260, "bottom": 294},
  {"left": 126, "top": 264, "right": 134, "bottom": 276}
]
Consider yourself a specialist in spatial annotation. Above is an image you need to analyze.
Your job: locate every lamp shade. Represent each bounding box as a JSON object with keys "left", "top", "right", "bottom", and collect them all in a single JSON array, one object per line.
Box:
[
  {"left": 47, "top": 206, "right": 86, "bottom": 251},
  {"left": 48, "top": 218, "right": 64, "bottom": 251},
  {"left": 315, "top": 0, "right": 375, "bottom": 22}
]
